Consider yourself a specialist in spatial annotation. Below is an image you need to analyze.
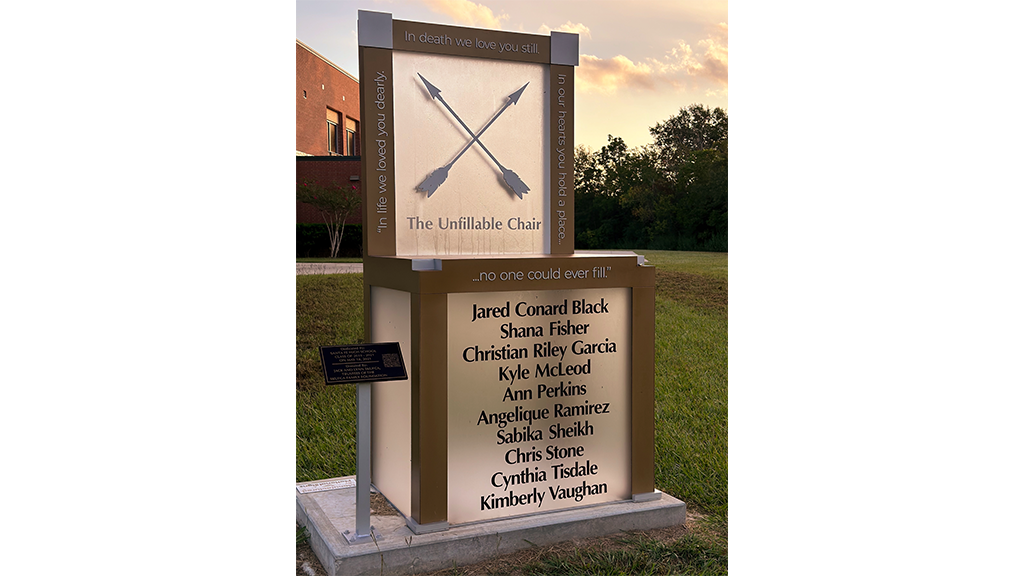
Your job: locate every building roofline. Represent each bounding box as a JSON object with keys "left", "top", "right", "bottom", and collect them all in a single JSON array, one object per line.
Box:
[{"left": 296, "top": 39, "right": 358, "bottom": 83}]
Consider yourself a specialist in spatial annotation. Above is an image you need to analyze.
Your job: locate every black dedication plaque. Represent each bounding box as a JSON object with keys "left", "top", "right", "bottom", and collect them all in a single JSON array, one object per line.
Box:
[{"left": 318, "top": 343, "right": 408, "bottom": 385}]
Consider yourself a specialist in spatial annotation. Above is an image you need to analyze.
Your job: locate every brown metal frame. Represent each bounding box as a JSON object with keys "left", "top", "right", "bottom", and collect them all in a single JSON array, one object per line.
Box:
[{"left": 359, "top": 19, "right": 572, "bottom": 258}]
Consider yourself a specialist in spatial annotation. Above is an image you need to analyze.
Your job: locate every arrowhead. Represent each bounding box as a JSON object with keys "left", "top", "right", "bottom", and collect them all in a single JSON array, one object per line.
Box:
[
  {"left": 507, "top": 83, "right": 529, "bottom": 105},
  {"left": 417, "top": 73, "right": 442, "bottom": 100}
]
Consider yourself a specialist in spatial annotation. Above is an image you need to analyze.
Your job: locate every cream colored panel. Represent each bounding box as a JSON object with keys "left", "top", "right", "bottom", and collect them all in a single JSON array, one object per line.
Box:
[
  {"left": 370, "top": 286, "right": 412, "bottom": 516},
  {"left": 392, "top": 52, "right": 549, "bottom": 256},
  {"left": 447, "top": 288, "right": 631, "bottom": 524}
]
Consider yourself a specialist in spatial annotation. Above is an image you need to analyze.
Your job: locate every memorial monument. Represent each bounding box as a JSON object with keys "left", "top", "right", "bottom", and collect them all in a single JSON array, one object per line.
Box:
[
  {"left": 296, "top": 11, "right": 684, "bottom": 574},
  {"left": 358, "top": 9, "right": 658, "bottom": 533}
]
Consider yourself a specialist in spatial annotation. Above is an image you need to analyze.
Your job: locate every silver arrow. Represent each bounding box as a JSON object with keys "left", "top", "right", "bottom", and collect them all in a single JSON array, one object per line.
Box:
[{"left": 416, "top": 74, "right": 530, "bottom": 199}]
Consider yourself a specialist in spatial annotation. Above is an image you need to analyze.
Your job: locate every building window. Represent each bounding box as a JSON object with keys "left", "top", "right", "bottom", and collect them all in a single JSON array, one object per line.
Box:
[
  {"left": 327, "top": 108, "right": 341, "bottom": 154},
  {"left": 345, "top": 118, "right": 359, "bottom": 156},
  {"left": 327, "top": 121, "right": 339, "bottom": 154},
  {"left": 346, "top": 129, "right": 357, "bottom": 156}
]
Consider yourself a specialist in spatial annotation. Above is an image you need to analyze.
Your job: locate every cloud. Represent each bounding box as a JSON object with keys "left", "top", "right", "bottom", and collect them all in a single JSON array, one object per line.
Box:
[
  {"left": 538, "top": 21, "right": 592, "bottom": 39},
  {"left": 423, "top": 0, "right": 509, "bottom": 29},
  {"left": 577, "top": 23, "right": 728, "bottom": 94},
  {"left": 696, "top": 23, "right": 728, "bottom": 84},
  {"left": 577, "top": 54, "right": 655, "bottom": 94}
]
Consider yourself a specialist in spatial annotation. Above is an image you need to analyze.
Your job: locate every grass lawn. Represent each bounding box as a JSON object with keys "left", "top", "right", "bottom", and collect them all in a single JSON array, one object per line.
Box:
[
  {"left": 296, "top": 257, "right": 363, "bottom": 263},
  {"left": 296, "top": 250, "right": 727, "bottom": 574}
]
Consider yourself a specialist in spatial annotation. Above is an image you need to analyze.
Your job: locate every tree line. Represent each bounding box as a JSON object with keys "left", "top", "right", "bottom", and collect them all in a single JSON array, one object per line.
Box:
[{"left": 574, "top": 104, "right": 727, "bottom": 252}]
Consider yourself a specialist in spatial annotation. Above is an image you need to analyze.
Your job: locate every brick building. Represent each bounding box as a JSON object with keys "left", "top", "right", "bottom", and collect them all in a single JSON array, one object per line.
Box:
[
  {"left": 296, "top": 39, "right": 360, "bottom": 157},
  {"left": 296, "top": 39, "right": 362, "bottom": 228}
]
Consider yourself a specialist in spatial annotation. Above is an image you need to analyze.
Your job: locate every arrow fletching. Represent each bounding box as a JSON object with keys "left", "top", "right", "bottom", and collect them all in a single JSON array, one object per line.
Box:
[
  {"left": 417, "top": 165, "right": 450, "bottom": 197},
  {"left": 501, "top": 168, "right": 530, "bottom": 199}
]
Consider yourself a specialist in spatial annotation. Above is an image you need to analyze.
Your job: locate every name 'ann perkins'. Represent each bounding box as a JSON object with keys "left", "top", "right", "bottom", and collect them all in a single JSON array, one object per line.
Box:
[{"left": 406, "top": 215, "right": 540, "bottom": 231}]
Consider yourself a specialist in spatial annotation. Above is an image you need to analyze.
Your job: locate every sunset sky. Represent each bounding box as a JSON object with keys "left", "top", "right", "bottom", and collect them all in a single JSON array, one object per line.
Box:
[{"left": 296, "top": 0, "right": 728, "bottom": 151}]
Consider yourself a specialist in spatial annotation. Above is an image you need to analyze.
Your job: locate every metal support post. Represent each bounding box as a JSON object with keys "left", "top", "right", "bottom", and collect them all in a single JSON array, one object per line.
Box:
[{"left": 344, "top": 382, "right": 382, "bottom": 543}]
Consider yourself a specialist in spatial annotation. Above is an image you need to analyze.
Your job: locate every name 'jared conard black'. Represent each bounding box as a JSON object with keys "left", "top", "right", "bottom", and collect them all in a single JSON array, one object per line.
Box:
[{"left": 472, "top": 298, "right": 611, "bottom": 322}]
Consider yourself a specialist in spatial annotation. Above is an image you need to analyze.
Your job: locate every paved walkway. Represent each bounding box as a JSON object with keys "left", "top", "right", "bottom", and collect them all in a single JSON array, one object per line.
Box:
[{"left": 296, "top": 263, "right": 364, "bottom": 275}]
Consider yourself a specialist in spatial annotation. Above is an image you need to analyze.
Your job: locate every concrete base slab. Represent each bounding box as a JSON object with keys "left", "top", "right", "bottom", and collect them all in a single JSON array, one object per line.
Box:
[{"left": 297, "top": 476, "right": 686, "bottom": 576}]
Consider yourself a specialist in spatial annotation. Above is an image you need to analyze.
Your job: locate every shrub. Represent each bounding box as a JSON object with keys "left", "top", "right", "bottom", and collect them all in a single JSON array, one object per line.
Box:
[{"left": 297, "top": 224, "right": 362, "bottom": 258}]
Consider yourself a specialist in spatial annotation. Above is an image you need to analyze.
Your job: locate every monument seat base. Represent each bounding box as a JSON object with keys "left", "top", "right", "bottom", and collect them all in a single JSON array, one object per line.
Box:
[{"left": 297, "top": 476, "right": 686, "bottom": 576}]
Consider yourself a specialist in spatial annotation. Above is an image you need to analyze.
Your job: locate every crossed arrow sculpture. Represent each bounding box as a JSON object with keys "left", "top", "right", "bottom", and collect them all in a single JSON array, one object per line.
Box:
[{"left": 416, "top": 73, "right": 531, "bottom": 199}]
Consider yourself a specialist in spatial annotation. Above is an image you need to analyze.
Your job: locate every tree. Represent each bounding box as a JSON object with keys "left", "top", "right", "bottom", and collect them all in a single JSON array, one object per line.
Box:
[
  {"left": 296, "top": 180, "right": 362, "bottom": 259},
  {"left": 575, "top": 144, "right": 630, "bottom": 248},
  {"left": 574, "top": 106, "right": 728, "bottom": 252},
  {"left": 649, "top": 104, "right": 728, "bottom": 177},
  {"left": 649, "top": 105, "right": 728, "bottom": 251},
  {"left": 668, "top": 140, "right": 728, "bottom": 247},
  {"left": 574, "top": 138, "right": 668, "bottom": 248}
]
